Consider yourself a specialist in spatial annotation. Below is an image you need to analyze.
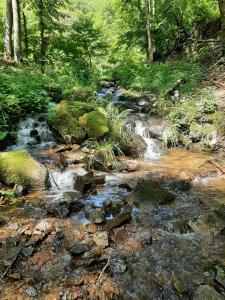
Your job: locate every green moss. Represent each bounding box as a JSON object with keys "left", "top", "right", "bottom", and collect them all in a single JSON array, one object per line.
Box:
[
  {"left": 49, "top": 109, "right": 86, "bottom": 143},
  {"left": 0, "top": 151, "right": 48, "bottom": 189},
  {"left": 60, "top": 101, "right": 94, "bottom": 118},
  {"left": 48, "top": 100, "right": 94, "bottom": 143},
  {"left": 79, "top": 111, "right": 109, "bottom": 138}
]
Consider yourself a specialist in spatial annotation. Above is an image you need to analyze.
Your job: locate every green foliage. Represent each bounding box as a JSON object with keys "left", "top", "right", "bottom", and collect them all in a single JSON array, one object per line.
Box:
[
  {"left": 83, "top": 139, "right": 120, "bottom": 170},
  {"left": 162, "top": 123, "right": 184, "bottom": 147},
  {"left": 163, "top": 88, "right": 218, "bottom": 148},
  {"left": 109, "top": 60, "right": 203, "bottom": 95},
  {"left": 209, "top": 112, "right": 225, "bottom": 134},
  {"left": 82, "top": 103, "right": 131, "bottom": 170},
  {"left": 0, "top": 67, "right": 49, "bottom": 136},
  {"left": 0, "top": 190, "right": 14, "bottom": 197}
]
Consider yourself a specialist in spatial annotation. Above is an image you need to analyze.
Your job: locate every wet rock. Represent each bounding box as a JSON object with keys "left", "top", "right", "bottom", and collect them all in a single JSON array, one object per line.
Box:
[
  {"left": 65, "top": 277, "right": 84, "bottom": 287},
  {"left": 189, "top": 209, "right": 225, "bottom": 236},
  {"left": 103, "top": 198, "right": 123, "bottom": 214},
  {"left": 64, "top": 150, "right": 86, "bottom": 164},
  {"left": 134, "top": 178, "right": 175, "bottom": 205},
  {"left": 84, "top": 205, "right": 105, "bottom": 224},
  {"left": 94, "top": 172, "right": 106, "bottom": 185},
  {"left": 127, "top": 133, "right": 147, "bottom": 157},
  {"left": 14, "top": 184, "right": 25, "bottom": 197},
  {"left": 70, "top": 241, "right": 91, "bottom": 255},
  {"left": 105, "top": 208, "right": 132, "bottom": 230},
  {"left": 111, "top": 258, "right": 127, "bottom": 275},
  {"left": 22, "top": 246, "right": 34, "bottom": 257},
  {"left": 74, "top": 168, "right": 95, "bottom": 195},
  {"left": 215, "top": 266, "right": 225, "bottom": 289},
  {"left": 30, "top": 129, "right": 39, "bottom": 137},
  {"left": 25, "top": 286, "right": 38, "bottom": 297},
  {"left": 52, "top": 153, "right": 68, "bottom": 171},
  {"left": 82, "top": 247, "right": 103, "bottom": 259},
  {"left": 148, "top": 119, "right": 168, "bottom": 140},
  {"left": 164, "top": 178, "right": 191, "bottom": 191},
  {"left": 93, "top": 231, "right": 109, "bottom": 248},
  {"left": 45, "top": 191, "right": 82, "bottom": 218},
  {"left": 193, "top": 285, "right": 225, "bottom": 300}
]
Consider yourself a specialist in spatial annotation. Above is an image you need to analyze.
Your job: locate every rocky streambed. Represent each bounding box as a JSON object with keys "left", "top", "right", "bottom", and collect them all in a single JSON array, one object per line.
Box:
[
  {"left": 1, "top": 142, "right": 225, "bottom": 299},
  {"left": 1, "top": 84, "right": 225, "bottom": 299}
]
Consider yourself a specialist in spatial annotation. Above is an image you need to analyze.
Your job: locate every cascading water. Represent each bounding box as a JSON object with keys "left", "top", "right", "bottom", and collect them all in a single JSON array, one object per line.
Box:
[
  {"left": 134, "top": 119, "right": 161, "bottom": 160},
  {"left": 129, "top": 115, "right": 164, "bottom": 160},
  {"left": 9, "top": 117, "right": 55, "bottom": 150}
]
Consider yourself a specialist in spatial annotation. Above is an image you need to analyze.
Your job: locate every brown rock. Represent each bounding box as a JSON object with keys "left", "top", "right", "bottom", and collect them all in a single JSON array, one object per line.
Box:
[{"left": 105, "top": 209, "right": 132, "bottom": 230}]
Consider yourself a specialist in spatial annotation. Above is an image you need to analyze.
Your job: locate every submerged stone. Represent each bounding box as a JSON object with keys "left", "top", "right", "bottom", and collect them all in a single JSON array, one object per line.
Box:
[{"left": 70, "top": 241, "right": 91, "bottom": 255}]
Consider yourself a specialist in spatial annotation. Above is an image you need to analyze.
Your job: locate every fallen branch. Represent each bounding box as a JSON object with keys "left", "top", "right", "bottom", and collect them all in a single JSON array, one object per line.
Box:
[
  {"left": 164, "top": 79, "right": 185, "bottom": 96},
  {"left": 199, "top": 159, "right": 225, "bottom": 174},
  {"left": 187, "top": 38, "right": 220, "bottom": 43},
  {"left": 97, "top": 252, "right": 112, "bottom": 285}
]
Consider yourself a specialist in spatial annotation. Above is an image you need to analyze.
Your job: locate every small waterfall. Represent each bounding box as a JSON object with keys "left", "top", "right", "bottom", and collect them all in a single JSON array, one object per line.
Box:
[
  {"left": 9, "top": 117, "right": 55, "bottom": 150},
  {"left": 133, "top": 118, "right": 162, "bottom": 160},
  {"left": 49, "top": 168, "right": 77, "bottom": 192}
]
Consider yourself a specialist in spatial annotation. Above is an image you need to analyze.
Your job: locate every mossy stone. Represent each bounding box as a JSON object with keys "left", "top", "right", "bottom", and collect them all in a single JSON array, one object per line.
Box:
[
  {"left": 79, "top": 111, "right": 109, "bottom": 138},
  {"left": 48, "top": 101, "right": 92, "bottom": 143},
  {"left": 59, "top": 101, "right": 94, "bottom": 118},
  {"left": 0, "top": 151, "right": 49, "bottom": 189}
]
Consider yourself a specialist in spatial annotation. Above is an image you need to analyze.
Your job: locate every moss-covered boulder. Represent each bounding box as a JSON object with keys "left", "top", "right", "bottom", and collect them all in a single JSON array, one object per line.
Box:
[
  {"left": 49, "top": 101, "right": 94, "bottom": 143},
  {"left": 79, "top": 111, "right": 109, "bottom": 138},
  {"left": 59, "top": 101, "right": 94, "bottom": 118},
  {"left": 0, "top": 151, "right": 49, "bottom": 190}
]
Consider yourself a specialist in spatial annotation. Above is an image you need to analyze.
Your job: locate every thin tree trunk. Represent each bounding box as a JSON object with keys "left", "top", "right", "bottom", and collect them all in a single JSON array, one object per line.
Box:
[
  {"left": 12, "top": 0, "right": 21, "bottom": 63},
  {"left": 145, "top": 0, "right": 153, "bottom": 63},
  {"left": 22, "top": 12, "right": 28, "bottom": 59},
  {"left": 218, "top": 0, "right": 225, "bottom": 55},
  {"left": 38, "top": 0, "right": 45, "bottom": 73},
  {"left": 4, "top": 0, "right": 13, "bottom": 60}
]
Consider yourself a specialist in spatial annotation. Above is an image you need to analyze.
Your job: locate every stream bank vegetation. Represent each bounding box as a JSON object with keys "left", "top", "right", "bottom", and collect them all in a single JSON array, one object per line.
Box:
[{"left": 1, "top": 0, "right": 225, "bottom": 299}]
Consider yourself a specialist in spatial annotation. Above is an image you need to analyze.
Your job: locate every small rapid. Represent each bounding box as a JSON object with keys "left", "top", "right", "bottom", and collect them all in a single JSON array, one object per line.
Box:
[{"left": 9, "top": 117, "right": 55, "bottom": 150}]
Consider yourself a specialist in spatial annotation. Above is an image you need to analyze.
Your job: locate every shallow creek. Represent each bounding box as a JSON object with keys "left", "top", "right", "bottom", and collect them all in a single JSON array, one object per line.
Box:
[{"left": 1, "top": 92, "right": 225, "bottom": 299}]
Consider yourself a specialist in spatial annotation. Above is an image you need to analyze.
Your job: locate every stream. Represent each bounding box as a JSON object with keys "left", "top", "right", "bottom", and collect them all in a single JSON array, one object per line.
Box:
[{"left": 1, "top": 85, "right": 225, "bottom": 299}]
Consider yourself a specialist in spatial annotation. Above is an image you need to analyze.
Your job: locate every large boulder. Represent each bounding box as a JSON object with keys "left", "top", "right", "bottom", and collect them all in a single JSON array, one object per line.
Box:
[
  {"left": 0, "top": 151, "right": 49, "bottom": 190},
  {"left": 49, "top": 101, "right": 94, "bottom": 143},
  {"left": 79, "top": 111, "right": 109, "bottom": 138}
]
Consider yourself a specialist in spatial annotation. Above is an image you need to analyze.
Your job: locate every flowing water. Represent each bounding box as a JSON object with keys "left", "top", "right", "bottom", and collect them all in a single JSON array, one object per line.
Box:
[
  {"left": 2, "top": 86, "right": 225, "bottom": 299},
  {"left": 8, "top": 117, "right": 55, "bottom": 150}
]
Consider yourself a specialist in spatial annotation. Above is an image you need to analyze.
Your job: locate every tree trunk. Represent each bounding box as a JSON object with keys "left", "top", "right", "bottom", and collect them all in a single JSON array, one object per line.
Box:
[
  {"left": 145, "top": 0, "right": 153, "bottom": 63},
  {"left": 218, "top": 0, "right": 225, "bottom": 55},
  {"left": 12, "top": 0, "right": 21, "bottom": 63},
  {"left": 22, "top": 12, "right": 28, "bottom": 59},
  {"left": 4, "top": 0, "right": 13, "bottom": 60},
  {"left": 38, "top": 0, "right": 45, "bottom": 73}
]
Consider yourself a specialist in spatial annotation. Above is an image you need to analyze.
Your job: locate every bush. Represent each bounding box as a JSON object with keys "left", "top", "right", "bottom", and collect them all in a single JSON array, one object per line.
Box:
[
  {"left": 0, "top": 67, "right": 49, "bottom": 135},
  {"left": 110, "top": 59, "right": 204, "bottom": 96}
]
